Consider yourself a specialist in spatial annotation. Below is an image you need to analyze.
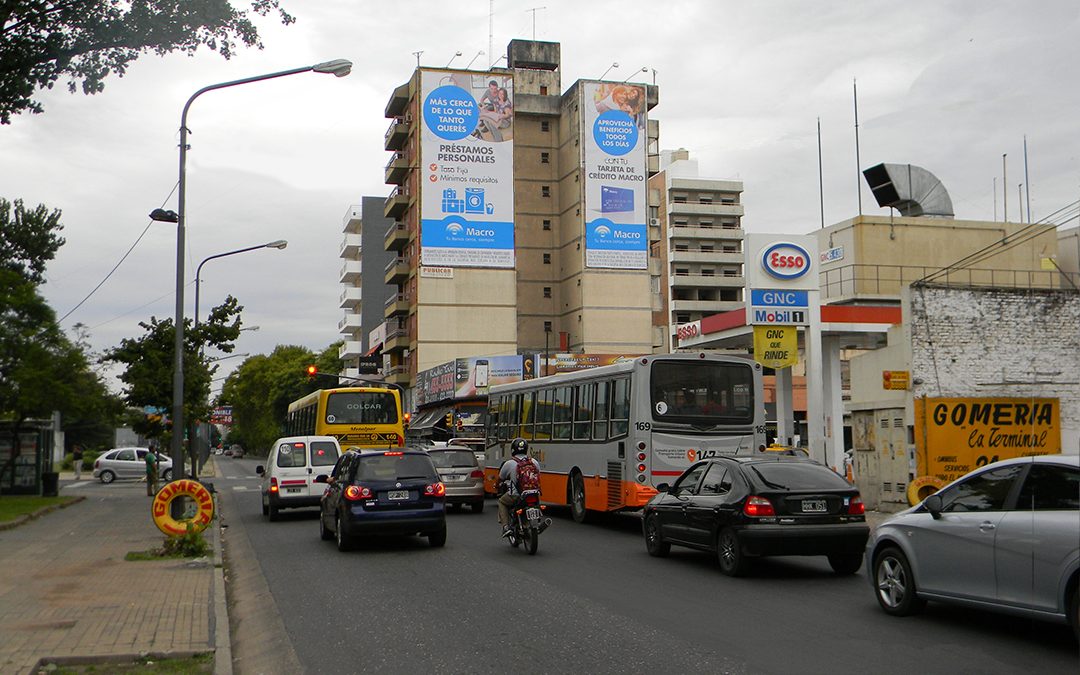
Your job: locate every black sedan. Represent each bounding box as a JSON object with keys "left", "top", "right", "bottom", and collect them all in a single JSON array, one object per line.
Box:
[
  {"left": 315, "top": 448, "right": 447, "bottom": 551},
  {"left": 642, "top": 455, "right": 869, "bottom": 576}
]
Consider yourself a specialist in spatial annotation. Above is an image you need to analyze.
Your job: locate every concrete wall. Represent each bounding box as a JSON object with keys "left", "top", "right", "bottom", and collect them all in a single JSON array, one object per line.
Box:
[{"left": 415, "top": 270, "right": 518, "bottom": 372}]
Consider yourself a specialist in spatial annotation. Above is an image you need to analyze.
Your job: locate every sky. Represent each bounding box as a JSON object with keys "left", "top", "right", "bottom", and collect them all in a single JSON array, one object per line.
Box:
[{"left": 2, "top": 0, "right": 1078, "bottom": 397}]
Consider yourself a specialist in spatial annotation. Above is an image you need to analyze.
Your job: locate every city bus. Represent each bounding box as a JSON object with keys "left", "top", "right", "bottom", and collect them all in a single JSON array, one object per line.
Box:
[
  {"left": 286, "top": 387, "right": 405, "bottom": 448},
  {"left": 484, "top": 352, "right": 766, "bottom": 521}
]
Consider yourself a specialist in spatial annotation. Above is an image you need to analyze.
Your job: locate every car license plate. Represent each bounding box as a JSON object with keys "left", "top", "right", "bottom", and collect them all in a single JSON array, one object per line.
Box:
[
  {"left": 388, "top": 490, "right": 409, "bottom": 500},
  {"left": 802, "top": 499, "right": 827, "bottom": 513},
  {"left": 286, "top": 487, "right": 302, "bottom": 494},
  {"left": 445, "top": 475, "right": 466, "bottom": 482},
  {"left": 526, "top": 507, "right": 541, "bottom": 519}
]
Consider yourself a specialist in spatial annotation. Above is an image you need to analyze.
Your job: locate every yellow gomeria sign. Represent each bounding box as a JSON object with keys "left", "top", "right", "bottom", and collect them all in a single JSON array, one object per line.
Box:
[
  {"left": 151, "top": 479, "right": 215, "bottom": 536},
  {"left": 914, "top": 397, "right": 1060, "bottom": 484},
  {"left": 753, "top": 326, "right": 798, "bottom": 369}
]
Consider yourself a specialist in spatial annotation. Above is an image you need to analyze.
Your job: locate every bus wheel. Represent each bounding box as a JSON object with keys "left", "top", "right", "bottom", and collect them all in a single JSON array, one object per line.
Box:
[{"left": 569, "top": 471, "right": 587, "bottom": 523}]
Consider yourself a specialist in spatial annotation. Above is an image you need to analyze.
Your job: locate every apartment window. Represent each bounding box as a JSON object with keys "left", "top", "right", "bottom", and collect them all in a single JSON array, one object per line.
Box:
[
  {"left": 721, "top": 197, "right": 736, "bottom": 205},
  {"left": 541, "top": 152, "right": 550, "bottom": 164},
  {"left": 700, "top": 244, "right": 714, "bottom": 253},
  {"left": 540, "top": 86, "right": 549, "bottom": 96},
  {"left": 676, "top": 313, "right": 691, "bottom": 324},
  {"left": 543, "top": 286, "right": 552, "bottom": 298},
  {"left": 540, "top": 120, "right": 551, "bottom": 132},
  {"left": 543, "top": 253, "right": 551, "bottom": 264},
  {"left": 674, "top": 244, "right": 689, "bottom": 252},
  {"left": 722, "top": 244, "right": 738, "bottom": 253},
  {"left": 723, "top": 269, "right": 739, "bottom": 277},
  {"left": 673, "top": 219, "right": 688, "bottom": 227},
  {"left": 699, "top": 219, "right": 713, "bottom": 228},
  {"left": 544, "top": 320, "right": 552, "bottom": 332},
  {"left": 672, "top": 195, "right": 687, "bottom": 203},
  {"left": 675, "top": 267, "right": 689, "bottom": 276},
  {"left": 541, "top": 185, "right": 550, "bottom": 197},
  {"left": 699, "top": 195, "right": 713, "bottom": 204},
  {"left": 702, "top": 268, "right": 715, "bottom": 276},
  {"left": 542, "top": 219, "right": 552, "bottom": 231}
]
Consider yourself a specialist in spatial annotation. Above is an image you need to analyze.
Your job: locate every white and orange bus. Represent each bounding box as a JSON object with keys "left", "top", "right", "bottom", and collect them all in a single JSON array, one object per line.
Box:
[{"left": 484, "top": 352, "right": 766, "bottom": 521}]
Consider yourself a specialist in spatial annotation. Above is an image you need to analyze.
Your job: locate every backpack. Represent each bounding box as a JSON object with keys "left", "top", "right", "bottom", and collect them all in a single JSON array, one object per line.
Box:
[{"left": 514, "top": 456, "right": 541, "bottom": 491}]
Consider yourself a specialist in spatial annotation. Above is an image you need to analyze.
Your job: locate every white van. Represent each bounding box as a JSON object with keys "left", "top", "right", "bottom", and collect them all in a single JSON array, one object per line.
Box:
[{"left": 256, "top": 435, "right": 341, "bottom": 521}]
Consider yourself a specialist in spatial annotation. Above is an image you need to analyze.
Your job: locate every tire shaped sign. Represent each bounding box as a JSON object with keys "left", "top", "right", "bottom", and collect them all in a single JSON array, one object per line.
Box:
[{"left": 151, "top": 479, "right": 215, "bottom": 536}]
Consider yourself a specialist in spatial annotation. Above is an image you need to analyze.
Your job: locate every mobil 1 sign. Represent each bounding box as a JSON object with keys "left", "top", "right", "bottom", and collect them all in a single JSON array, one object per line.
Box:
[
  {"left": 744, "top": 234, "right": 817, "bottom": 326},
  {"left": 750, "top": 289, "right": 809, "bottom": 325}
]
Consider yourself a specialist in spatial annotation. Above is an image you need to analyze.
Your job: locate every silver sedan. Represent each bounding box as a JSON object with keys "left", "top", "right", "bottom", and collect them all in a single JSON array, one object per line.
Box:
[{"left": 866, "top": 454, "right": 1079, "bottom": 640}]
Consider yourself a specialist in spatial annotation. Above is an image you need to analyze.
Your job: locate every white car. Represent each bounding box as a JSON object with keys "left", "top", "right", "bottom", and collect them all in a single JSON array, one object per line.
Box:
[
  {"left": 93, "top": 447, "right": 173, "bottom": 483},
  {"left": 256, "top": 436, "right": 341, "bottom": 521}
]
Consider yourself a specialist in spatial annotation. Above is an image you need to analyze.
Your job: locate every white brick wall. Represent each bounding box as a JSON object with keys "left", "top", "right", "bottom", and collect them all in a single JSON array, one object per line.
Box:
[{"left": 907, "top": 285, "right": 1080, "bottom": 454}]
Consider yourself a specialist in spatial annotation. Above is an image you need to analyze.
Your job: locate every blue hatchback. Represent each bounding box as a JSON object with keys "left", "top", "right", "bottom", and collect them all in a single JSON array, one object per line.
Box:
[{"left": 316, "top": 449, "right": 447, "bottom": 551}]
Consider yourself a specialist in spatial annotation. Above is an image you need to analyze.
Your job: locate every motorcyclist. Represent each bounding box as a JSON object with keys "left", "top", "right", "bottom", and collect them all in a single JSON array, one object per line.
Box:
[{"left": 497, "top": 437, "right": 541, "bottom": 537}]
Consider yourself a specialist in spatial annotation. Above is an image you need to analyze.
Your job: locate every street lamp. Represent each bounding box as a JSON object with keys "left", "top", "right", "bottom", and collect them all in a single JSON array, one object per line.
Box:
[
  {"left": 164, "top": 60, "right": 350, "bottom": 480},
  {"left": 621, "top": 66, "right": 649, "bottom": 83},
  {"left": 599, "top": 62, "right": 619, "bottom": 80},
  {"left": 445, "top": 51, "right": 463, "bottom": 67},
  {"left": 194, "top": 240, "right": 287, "bottom": 328},
  {"left": 465, "top": 50, "right": 485, "bottom": 69}
]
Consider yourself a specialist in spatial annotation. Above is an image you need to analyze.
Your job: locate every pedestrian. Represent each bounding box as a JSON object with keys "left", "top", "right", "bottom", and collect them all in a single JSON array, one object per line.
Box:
[
  {"left": 145, "top": 447, "right": 159, "bottom": 497},
  {"left": 72, "top": 444, "right": 84, "bottom": 480}
]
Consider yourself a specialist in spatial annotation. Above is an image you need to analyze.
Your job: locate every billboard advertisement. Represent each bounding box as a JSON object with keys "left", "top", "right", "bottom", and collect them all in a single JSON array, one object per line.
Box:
[
  {"left": 455, "top": 355, "right": 523, "bottom": 397},
  {"left": 582, "top": 82, "right": 648, "bottom": 269},
  {"left": 545, "top": 353, "right": 640, "bottom": 375},
  {"left": 420, "top": 70, "right": 514, "bottom": 268}
]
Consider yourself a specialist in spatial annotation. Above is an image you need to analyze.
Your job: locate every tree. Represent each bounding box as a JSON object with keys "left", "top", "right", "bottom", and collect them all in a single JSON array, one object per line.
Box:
[
  {"left": 0, "top": 199, "right": 65, "bottom": 282},
  {"left": 0, "top": 1, "right": 295, "bottom": 124},
  {"left": 104, "top": 295, "right": 243, "bottom": 440}
]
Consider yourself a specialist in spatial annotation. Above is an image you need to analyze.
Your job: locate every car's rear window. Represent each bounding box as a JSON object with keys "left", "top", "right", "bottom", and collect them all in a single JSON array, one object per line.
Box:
[
  {"left": 428, "top": 450, "right": 478, "bottom": 468},
  {"left": 310, "top": 441, "right": 339, "bottom": 467},
  {"left": 355, "top": 454, "right": 437, "bottom": 482},
  {"left": 276, "top": 442, "right": 307, "bottom": 468},
  {"left": 748, "top": 462, "right": 851, "bottom": 490}
]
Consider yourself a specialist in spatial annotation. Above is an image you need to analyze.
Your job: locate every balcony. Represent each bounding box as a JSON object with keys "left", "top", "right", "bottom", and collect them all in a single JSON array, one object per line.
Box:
[
  {"left": 668, "top": 250, "right": 742, "bottom": 264},
  {"left": 340, "top": 233, "right": 362, "bottom": 258},
  {"left": 384, "top": 221, "right": 408, "bottom": 251},
  {"left": 668, "top": 201, "right": 744, "bottom": 218},
  {"left": 384, "top": 322, "right": 409, "bottom": 352},
  {"left": 384, "top": 186, "right": 410, "bottom": 219},
  {"left": 669, "top": 224, "right": 744, "bottom": 241},
  {"left": 339, "top": 286, "right": 362, "bottom": 309},
  {"left": 338, "top": 340, "right": 363, "bottom": 360},
  {"left": 384, "top": 116, "right": 410, "bottom": 151},
  {"left": 383, "top": 292, "right": 409, "bottom": 318},
  {"left": 670, "top": 273, "right": 744, "bottom": 289},
  {"left": 339, "top": 260, "right": 362, "bottom": 283},
  {"left": 384, "top": 365, "right": 411, "bottom": 386},
  {"left": 385, "top": 152, "right": 409, "bottom": 185},
  {"left": 384, "top": 256, "right": 409, "bottom": 285},
  {"left": 384, "top": 82, "right": 409, "bottom": 118},
  {"left": 338, "top": 312, "right": 362, "bottom": 334},
  {"left": 671, "top": 299, "right": 727, "bottom": 313}
]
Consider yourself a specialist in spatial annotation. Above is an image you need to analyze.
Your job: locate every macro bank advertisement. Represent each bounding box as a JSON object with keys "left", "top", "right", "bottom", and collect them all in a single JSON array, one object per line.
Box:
[
  {"left": 420, "top": 70, "right": 515, "bottom": 268},
  {"left": 582, "top": 81, "right": 648, "bottom": 269}
]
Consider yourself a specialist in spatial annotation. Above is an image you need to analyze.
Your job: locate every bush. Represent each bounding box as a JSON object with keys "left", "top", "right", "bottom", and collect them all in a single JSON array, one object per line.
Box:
[{"left": 160, "top": 524, "right": 211, "bottom": 558}]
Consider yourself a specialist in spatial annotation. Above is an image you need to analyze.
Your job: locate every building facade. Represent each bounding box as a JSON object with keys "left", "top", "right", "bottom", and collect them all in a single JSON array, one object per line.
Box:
[{"left": 338, "top": 197, "right": 395, "bottom": 379}]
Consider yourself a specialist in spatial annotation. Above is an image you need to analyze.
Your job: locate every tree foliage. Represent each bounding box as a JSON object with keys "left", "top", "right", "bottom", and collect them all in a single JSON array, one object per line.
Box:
[
  {"left": 218, "top": 341, "right": 341, "bottom": 453},
  {"left": 0, "top": 1, "right": 296, "bottom": 124},
  {"left": 103, "top": 295, "right": 243, "bottom": 438},
  {"left": 0, "top": 198, "right": 64, "bottom": 284}
]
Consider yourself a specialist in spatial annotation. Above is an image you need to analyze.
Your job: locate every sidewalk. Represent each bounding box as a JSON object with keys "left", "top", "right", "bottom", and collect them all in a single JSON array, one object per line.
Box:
[{"left": 0, "top": 460, "right": 230, "bottom": 675}]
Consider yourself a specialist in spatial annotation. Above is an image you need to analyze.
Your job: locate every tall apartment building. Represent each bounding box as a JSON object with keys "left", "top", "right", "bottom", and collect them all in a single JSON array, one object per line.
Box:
[
  {"left": 648, "top": 149, "right": 745, "bottom": 352},
  {"left": 378, "top": 39, "right": 660, "bottom": 389},
  {"left": 338, "top": 197, "right": 394, "bottom": 379}
]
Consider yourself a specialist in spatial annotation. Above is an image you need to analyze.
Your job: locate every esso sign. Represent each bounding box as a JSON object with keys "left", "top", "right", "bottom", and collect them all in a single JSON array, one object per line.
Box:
[
  {"left": 676, "top": 322, "right": 700, "bottom": 341},
  {"left": 761, "top": 242, "right": 811, "bottom": 280}
]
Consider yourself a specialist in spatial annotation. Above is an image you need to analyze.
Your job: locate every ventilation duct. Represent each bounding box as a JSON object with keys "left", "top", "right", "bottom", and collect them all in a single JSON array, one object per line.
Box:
[{"left": 862, "top": 163, "right": 954, "bottom": 218}]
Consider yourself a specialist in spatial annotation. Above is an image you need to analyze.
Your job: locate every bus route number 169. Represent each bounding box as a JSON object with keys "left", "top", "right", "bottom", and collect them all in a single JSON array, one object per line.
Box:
[{"left": 635, "top": 422, "right": 651, "bottom": 431}]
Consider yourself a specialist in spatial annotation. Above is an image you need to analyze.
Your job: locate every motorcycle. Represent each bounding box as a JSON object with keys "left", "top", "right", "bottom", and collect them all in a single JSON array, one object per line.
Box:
[{"left": 505, "top": 488, "right": 551, "bottom": 555}]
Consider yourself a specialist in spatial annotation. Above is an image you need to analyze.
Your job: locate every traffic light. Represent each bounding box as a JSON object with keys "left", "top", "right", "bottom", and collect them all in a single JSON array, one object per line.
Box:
[
  {"left": 306, "top": 365, "right": 317, "bottom": 379},
  {"left": 403, "top": 412, "right": 411, "bottom": 428},
  {"left": 445, "top": 412, "right": 454, "bottom": 427}
]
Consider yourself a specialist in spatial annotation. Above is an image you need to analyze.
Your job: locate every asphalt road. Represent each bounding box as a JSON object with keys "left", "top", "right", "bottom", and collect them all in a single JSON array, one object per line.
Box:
[{"left": 212, "top": 457, "right": 1078, "bottom": 675}]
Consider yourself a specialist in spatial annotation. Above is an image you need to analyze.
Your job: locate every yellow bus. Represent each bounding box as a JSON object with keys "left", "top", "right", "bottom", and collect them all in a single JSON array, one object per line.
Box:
[
  {"left": 286, "top": 387, "right": 405, "bottom": 448},
  {"left": 485, "top": 352, "right": 766, "bottom": 522}
]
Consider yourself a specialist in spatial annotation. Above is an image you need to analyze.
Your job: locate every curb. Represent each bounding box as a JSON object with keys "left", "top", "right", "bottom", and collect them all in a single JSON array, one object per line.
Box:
[
  {"left": 0, "top": 496, "right": 85, "bottom": 532},
  {"left": 210, "top": 491, "right": 233, "bottom": 675}
]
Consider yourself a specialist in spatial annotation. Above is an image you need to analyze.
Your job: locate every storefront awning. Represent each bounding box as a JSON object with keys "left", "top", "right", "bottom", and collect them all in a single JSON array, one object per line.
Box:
[{"left": 408, "top": 406, "right": 454, "bottom": 432}]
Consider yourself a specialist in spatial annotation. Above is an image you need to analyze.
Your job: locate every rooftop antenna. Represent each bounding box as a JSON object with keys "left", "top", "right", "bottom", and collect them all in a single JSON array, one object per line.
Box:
[
  {"left": 488, "top": 0, "right": 494, "bottom": 68},
  {"left": 993, "top": 177, "right": 997, "bottom": 221},
  {"left": 1002, "top": 153, "right": 1008, "bottom": 222},
  {"left": 1023, "top": 135, "right": 1032, "bottom": 223},
  {"left": 853, "top": 78, "right": 863, "bottom": 215},
  {"left": 526, "top": 6, "right": 546, "bottom": 40},
  {"left": 818, "top": 117, "right": 825, "bottom": 228},
  {"left": 412, "top": 50, "right": 424, "bottom": 67},
  {"left": 1018, "top": 184, "right": 1024, "bottom": 223}
]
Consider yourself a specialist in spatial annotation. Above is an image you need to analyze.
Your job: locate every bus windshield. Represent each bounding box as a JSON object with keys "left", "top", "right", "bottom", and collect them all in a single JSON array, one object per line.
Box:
[
  {"left": 325, "top": 391, "right": 399, "bottom": 425},
  {"left": 650, "top": 360, "right": 754, "bottom": 425}
]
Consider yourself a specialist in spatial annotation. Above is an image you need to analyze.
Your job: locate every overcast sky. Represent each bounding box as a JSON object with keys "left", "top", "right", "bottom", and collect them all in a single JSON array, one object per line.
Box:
[{"left": 2, "top": 0, "right": 1078, "bottom": 395}]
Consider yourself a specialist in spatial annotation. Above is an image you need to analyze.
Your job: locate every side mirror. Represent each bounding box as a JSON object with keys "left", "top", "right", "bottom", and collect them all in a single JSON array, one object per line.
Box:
[
  {"left": 924, "top": 493, "right": 943, "bottom": 519},
  {"left": 255, "top": 465, "right": 264, "bottom": 476},
  {"left": 655, "top": 483, "right": 670, "bottom": 493},
  {"left": 314, "top": 474, "right": 329, "bottom": 484}
]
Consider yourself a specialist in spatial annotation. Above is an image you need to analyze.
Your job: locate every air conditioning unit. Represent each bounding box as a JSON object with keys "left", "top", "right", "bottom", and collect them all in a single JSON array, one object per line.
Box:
[{"left": 649, "top": 218, "right": 660, "bottom": 227}]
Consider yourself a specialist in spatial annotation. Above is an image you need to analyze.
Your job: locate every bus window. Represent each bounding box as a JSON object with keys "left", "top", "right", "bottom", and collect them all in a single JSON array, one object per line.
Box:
[
  {"left": 573, "top": 383, "right": 593, "bottom": 440},
  {"left": 521, "top": 391, "right": 536, "bottom": 440},
  {"left": 535, "top": 388, "right": 554, "bottom": 440},
  {"left": 553, "top": 386, "right": 573, "bottom": 440},
  {"left": 489, "top": 396, "right": 503, "bottom": 443},
  {"left": 506, "top": 395, "right": 521, "bottom": 439},
  {"left": 325, "top": 391, "right": 398, "bottom": 425},
  {"left": 611, "top": 378, "right": 630, "bottom": 437},
  {"left": 593, "top": 380, "right": 609, "bottom": 440},
  {"left": 650, "top": 361, "right": 755, "bottom": 424}
]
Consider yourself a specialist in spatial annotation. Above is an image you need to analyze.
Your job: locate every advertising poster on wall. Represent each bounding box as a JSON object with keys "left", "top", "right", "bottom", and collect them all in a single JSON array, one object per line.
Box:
[
  {"left": 582, "top": 81, "right": 648, "bottom": 269},
  {"left": 455, "top": 355, "right": 523, "bottom": 397},
  {"left": 420, "top": 70, "right": 515, "bottom": 268},
  {"left": 546, "top": 353, "right": 640, "bottom": 374}
]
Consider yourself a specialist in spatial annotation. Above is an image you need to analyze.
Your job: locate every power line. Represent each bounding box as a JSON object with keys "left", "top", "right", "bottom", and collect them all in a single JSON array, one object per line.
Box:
[{"left": 57, "top": 183, "right": 179, "bottom": 325}]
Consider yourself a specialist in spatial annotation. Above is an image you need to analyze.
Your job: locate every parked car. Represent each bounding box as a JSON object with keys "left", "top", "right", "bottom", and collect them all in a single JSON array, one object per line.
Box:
[
  {"left": 866, "top": 455, "right": 1080, "bottom": 640},
  {"left": 315, "top": 448, "right": 447, "bottom": 551},
  {"left": 425, "top": 444, "right": 485, "bottom": 513},
  {"left": 256, "top": 436, "right": 341, "bottom": 521},
  {"left": 643, "top": 455, "right": 869, "bottom": 576},
  {"left": 93, "top": 447, "right": 173, "bottom": 484}
]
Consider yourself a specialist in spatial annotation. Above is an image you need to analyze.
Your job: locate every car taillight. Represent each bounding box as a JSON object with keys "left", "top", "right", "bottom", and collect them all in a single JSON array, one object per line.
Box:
[
  {"left": 469, "top": 469, "right": 484, "bottom": 479},
  {"left": 384, "top": 451, "right": 403, "bottom": 456},
  {"left": 637, "top": 453, "right": 646, "bottom": 461},
  {"left": 424, "top": 482, "right": 446, "bottom": 497},
  {"left": 345, "top": 485, "right": 373, "bottom": 501},
  {"left": 743, "top": 495, "right": 775, "bottom": 517},
  {"left": 269, "top": 477, "right": 279, "bottom": 493},
  {"left": 848, "top": 494, "right": 865, "bottom": 515}
]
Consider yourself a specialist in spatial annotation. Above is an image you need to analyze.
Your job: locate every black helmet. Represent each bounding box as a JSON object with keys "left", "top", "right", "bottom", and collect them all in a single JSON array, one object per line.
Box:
[{"left": 510, "top": 438, "right": 529, "bottom": 455}]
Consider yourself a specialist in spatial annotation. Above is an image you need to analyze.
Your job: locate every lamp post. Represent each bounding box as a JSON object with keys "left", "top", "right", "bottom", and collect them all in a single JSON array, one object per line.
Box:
[
  {"left": 599, "top": 62, "right": 619, "bottom": 80},
  {"left": 163, "top": 59, "right": 351, "bottom": 480},
  {"left": 465, "top": 50, "right": 485, "bottom": 69}
]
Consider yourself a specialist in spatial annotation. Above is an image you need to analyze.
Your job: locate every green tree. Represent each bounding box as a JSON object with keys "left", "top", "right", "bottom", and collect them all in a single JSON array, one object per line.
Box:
[
  {"left": 0, "top": 199, "right": 65, "bottom": 281},
  {"left": 104, "top": 296, "right": 243, "bottom": 440},
  {"left": 0, "top": 1, "right": 295, "bottom": 124}
]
